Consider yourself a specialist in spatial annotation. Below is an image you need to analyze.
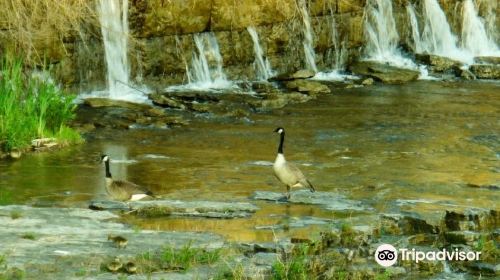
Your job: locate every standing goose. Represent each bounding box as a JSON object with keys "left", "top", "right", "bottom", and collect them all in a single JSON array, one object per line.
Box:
[
  {"left": 273, "top": 127, "right": 315, "bottom": 200},
  {"left": 101, "top": 155, "right": 154, "bottom": 201}
]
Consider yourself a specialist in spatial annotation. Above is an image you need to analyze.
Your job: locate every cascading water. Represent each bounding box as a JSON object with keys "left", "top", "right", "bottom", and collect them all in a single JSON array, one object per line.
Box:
[
  {"left": 363, "top": 0, "right": 416, "bottom": 68},
  {"left": 167, "top": 32, "right": 234, "bottom": 91},
  {"left": 419, "top": 0, "right": 473, "bottom": 64},
  {"left": 461, "top": 0, "right": 499, "bottom": 57},
  {"left": 96, "top": 0, "right": 148, "bottom": 102},
  {"left": 247, "top": 27, "right": 274, "bottom": 81},
  {"left": 407, "top": 4, "right": 423, "bottom": 54},
  {"left": 298, "top": 0, "right": 318, "bottom": 73},
  {"left": 313, "top": 15, "right": 357, "bottom": 81}
]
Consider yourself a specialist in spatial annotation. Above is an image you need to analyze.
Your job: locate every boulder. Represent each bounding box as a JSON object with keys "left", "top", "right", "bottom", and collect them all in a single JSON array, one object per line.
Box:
[
  {"left": 415, "top": 54, "right": 462, "bottom": 73},
  {"left": 469, "top": 64, "right": 500, "bottom": 79},
  {"left": 349, "top": 61, "right": 420, "bottom": 84},
  {"left": 150, "top": 93, "right": 187, "bottom": 110},
  {"left": 285, "top": 80, "right": 331, "bottom": 94}
]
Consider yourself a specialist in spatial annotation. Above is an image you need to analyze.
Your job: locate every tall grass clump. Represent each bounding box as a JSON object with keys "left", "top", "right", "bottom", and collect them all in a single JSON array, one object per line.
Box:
[
  {"left": 0, "top": 0, "right": 96, "bottom": 66},
  {"left": 0, "top": 55, "right": 81, "bottom": 152}
]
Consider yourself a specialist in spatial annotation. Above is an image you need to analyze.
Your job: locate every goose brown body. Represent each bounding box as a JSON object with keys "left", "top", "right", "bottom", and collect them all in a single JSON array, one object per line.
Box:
[
  {"left": 101, "top": 155, "right": 153, "bottom": 201},
  {"left": 273, "top": 128, "right": 315, "bottom": 199}
]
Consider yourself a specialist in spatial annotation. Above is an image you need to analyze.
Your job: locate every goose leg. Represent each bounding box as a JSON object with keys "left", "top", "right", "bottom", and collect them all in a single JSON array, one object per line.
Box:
[{"left": 286, "top": 185, "right": 291, "bottom": 200}]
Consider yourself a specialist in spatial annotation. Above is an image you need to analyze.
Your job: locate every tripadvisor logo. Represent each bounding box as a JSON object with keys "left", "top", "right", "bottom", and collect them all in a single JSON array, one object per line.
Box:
[{"left": 374, "top": 244, "right": 481, "bottom": 267}]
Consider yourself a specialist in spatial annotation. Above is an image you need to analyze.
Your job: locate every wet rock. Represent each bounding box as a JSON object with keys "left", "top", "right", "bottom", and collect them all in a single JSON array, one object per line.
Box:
[
  {"left": 444, "top": 231, "right": 481, "bottom": 245},
  {"left": 443, "top": 209, "right": 499, "bottom": 232},
  {"left": 251, "top": 252, "right": 280, "bottom": 266},
  {"left": 75, "top": 102, "right": 187, "bottom": 130},
  {"left": 285, "top": 80, "right": 331, "bottom": 94},
  {"left": 469, "top": 64, "right": 500, "bottom": 79},
  {"left": 381, "top": 213, "right": 439, "bottom": 235},
  {"left": 90, "top": 199, "right": 259, "bottom": 219},
  {"left": 465, "top": 262, "right": 499, "bottom": 276},
  {"left": 349, "top": 61, "right": 420, "bottom": 84},
  {"left": 458, "top": 68, "right": 476, "bottom": 80},
  {"left": 84, "top": 98, "right": 151, "bottom": 111},
  {"left": 361, "top": 77, "right": 374, "bottom": 86},
  {"left": 150, "top": 93, "right": 187, "bottom": 110},
  {"left": 474, "top": 56, "right": 500, "bottom": 65},
  {"left": 0, "top": 205, "right": 224, "bottom": 279},
  {"left": 255, "top": 216, "right": 333, "bottom": 230},
  {"left": 252, "top": 190, "right": 372, "bottom": 211},
  {"left": 464, "top": 183, "right": 499, "bottom": 191},
  {"left": 408, "top": 234, "right": 439, "bottom": 246},
  {"left": 415, "top": 54, "right": 462, "bottom": 73},
  {"left": 271, "top": 69, "right": 315, "bottom": 81}
]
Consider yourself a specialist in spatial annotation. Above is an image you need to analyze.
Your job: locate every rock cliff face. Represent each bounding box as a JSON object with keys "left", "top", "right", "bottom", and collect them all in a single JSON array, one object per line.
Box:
[{"left": 0, "top": 0, "right": 498, "bottom": 89}]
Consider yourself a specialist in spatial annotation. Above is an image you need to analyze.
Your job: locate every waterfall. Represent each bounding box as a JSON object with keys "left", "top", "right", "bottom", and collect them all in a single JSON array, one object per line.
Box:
[
  {"left": 363, "top": 0, "right": 415, "bottom": 68},
  {"left": 461, "top": 0, "right": 499, "bottom": 56},
  {"left": 167, "top": 32, "right": 234, "bottom": 91},
  {"left": 407, "top": 4, "right": 423, "bottom": 53},
  {"left": 481, "top": 0, "right": 498, "bottom": 44},
  {"left": 329, "top": 17, "right": 348, "bottom": 71},
  {"left": 299, "top": 0, "right": 318, "bottom": 72},
  {"left": 313, "top": 14, "right": 356, "bottom": 81},
  {"left": 97, "top": 0, "right": 147, "bottom": 102},
  {"left": 247, "top": 27, "right": 274, "bottom": 81},
  {"left": 420, "top": 0, "right": 472, "bottom": 63}
]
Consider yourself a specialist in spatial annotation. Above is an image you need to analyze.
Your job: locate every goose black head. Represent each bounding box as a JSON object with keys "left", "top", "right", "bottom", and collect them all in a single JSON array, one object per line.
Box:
[
  {"left": 274, "top": 127, "right": 285, "bottom": 134},
  {"left": 100, "top": 154, "right": 110, "bottom": 163}
]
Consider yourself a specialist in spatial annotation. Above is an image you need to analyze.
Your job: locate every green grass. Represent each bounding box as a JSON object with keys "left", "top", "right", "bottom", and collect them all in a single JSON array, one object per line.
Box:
[
  {"left": 10, "top": 211, "right": 22, "bottom": 219},
  {"left": 160, "top": 242, "right": 221, "bottom": 271},
  {"left": 20, "top": 233, "right": 36, "bottom": 240},
  {"left": 272, "top": 244, "right": 310, "bottom": 280},
  {"left": 0, "top": 55, "right": 81, "bottom": 152}
]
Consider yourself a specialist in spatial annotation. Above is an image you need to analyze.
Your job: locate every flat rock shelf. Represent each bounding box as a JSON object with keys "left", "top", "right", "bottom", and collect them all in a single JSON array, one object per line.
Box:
[
  {"left": 252, "top": 190, "right": 373, "bottom": 211},
  {"left": 89, "top": 199, "right": 260, "bottom": 219},
  {"left": 0, "top": 205, "right": 225, "bottom": 279}
]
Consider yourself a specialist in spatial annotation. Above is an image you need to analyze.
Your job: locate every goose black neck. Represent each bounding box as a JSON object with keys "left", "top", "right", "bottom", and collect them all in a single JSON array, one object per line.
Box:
[
  {"left": 104, "top": 160, "right": 112, "bottom": 178},
  {"left": 277, "top": 132, "right": 285, "bottom": 154}
]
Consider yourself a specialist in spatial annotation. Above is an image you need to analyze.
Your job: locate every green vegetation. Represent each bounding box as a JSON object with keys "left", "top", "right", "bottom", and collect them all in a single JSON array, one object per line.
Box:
[
  {"left": 130, "top": 244, "right": 222, "bottom": 274},
  {"left": 0, "top": 55, "right": 81, "bottom": 152},
  {"left": 0, "top": 191, "right": 13, "bottom": 206},
  {"left": 9, "top": 211, "right": 22, "bottom": 219},
  {"left": 272, "top": 244, "right": 310, "bottom": 280},
  {"left": 20, "top": 233, "right": 36, "bottom": 240}
]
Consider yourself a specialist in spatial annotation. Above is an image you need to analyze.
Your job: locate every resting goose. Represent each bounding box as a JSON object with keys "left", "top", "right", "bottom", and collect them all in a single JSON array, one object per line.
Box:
[
  {"left": 101, "top": 155, "right": 154, "bottom": 201},
  {"left": 273, "top": 127, "right": 315, "bottom": 200}
]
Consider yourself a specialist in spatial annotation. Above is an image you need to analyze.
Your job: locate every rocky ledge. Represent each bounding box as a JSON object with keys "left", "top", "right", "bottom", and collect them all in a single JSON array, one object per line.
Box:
[
  {"left": 252, "top": 190, "right": 373, "bottom": 211},
  {"left": 89, "top": 199, "right": 259, "bottom": 219}
]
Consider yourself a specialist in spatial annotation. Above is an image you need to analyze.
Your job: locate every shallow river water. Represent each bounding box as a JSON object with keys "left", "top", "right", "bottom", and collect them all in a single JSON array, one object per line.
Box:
[{"left": 0, "top": 80, "right": 498, "bottom": 242}]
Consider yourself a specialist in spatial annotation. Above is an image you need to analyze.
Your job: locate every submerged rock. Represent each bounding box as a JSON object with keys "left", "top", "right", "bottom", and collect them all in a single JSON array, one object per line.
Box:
[
  {"left": 381, "top": 213, "right": 439, "bottom": 235},
  {"left": 90, "top": 199, "right": 259, "bottom": 219},
  {"left": 349, "top": 61, "right": 420, "bottom": 84},
  {"left": 252, "top": 190, "right": 372, "bottom": 211},
  {"left": 469, "top": 64, "right": 500, "bottom": 79}
]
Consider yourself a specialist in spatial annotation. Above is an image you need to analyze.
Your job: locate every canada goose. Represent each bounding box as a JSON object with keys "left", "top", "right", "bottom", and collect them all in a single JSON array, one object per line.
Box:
[
  {"left": 101, "top": 155, "right": 154, "bottom": 201},
  {"left": 106, "top": 258, "right": 122, "bottom": 273},
  {"left": 273, "top": 127, "right": 315, "bottom": 199},
  {"left": 108, "top": 234, "right": 128, "bottom": 249}
]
